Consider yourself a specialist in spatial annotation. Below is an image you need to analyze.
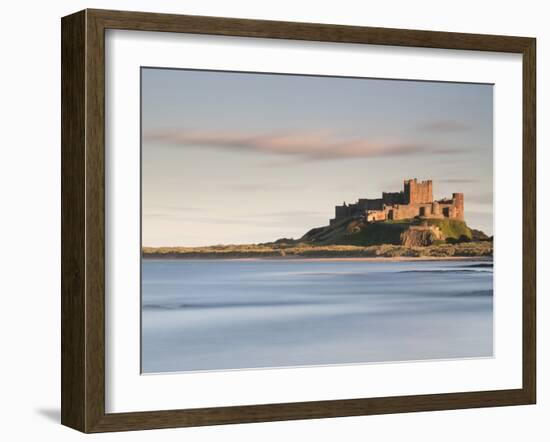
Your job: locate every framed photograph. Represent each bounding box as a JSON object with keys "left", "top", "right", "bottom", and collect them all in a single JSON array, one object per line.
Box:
[{"left": 61, "top": 9, "right": 536, "bottom": 433}]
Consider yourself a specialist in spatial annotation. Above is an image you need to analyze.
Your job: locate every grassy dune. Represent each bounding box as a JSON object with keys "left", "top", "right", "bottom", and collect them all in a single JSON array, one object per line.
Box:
[
  {"left": 302, "top": 218, "right": 474, "bottom": 246},
  {"left": 142, "top": 241, "right": 492, "bottom": 259}
]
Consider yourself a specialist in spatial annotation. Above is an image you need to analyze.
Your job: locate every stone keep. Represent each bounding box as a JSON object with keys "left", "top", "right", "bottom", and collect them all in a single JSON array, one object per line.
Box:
[{"left": 330, "top": 178, "right": 465, "bottom": 225}]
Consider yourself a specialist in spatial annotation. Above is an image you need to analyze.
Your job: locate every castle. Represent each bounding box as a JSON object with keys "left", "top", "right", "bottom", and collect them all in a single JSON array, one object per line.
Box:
[{"left": 330, "top": 179, "right": 464, "bottom": 225}]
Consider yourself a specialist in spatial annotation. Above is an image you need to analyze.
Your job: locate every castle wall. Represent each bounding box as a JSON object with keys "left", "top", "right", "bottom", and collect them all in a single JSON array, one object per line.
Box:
[
  {"left": 366, "top": 210, "right": 387, "bottom": 222},
  {"left": 438, "top": 203, "right": 457, "bottom": 218},
  {"left": 393, "top": 202, "right": 436, "bottom": 220},
  {"left": 392, "top": 204, "right": 421, "bottom": 220},
  {"left": 335, "top": 204, "right": 351, "bottom": 219},
  {"left": 436, "top": 194, "right": 464, "bottom": 220},
  {"left": 382, "top": 192, "right": 404, "bottom": 205},
  {"left": 357, "top": 198, "right": 383, "bottom": 210},
  {"left": 431, "top": 201, "right": 441, "bottom": 216}
]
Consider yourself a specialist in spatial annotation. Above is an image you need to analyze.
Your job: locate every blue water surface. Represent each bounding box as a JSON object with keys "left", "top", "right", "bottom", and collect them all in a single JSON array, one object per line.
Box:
[{"left": 141, "top": 259, "right": 493, "bottom": 373}]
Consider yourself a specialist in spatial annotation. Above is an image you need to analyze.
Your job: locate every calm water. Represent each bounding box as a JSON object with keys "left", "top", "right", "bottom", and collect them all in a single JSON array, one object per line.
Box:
[{"left": 142, "top": 259, "right": 493, "bottom": 373}]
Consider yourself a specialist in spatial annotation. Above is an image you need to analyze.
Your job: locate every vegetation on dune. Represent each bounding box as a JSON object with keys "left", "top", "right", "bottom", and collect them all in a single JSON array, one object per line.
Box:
[
  {"left": 334, "top": 220, "right": 410, "bottom": 246},
  {"left": 302, "top": 217, "right": 475, "bottom": 247},
  {"left": 142, "top": 241, "right": 493, "bottom": 259},
  {"left": 423, "top": 219, "right": 472, "bottom": 241},
  {"left": 470, "top": 228, "right": 491, "bottom": 242}
]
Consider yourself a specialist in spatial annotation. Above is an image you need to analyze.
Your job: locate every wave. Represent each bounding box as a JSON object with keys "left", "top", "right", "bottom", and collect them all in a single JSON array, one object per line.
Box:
[
  {"left": 462, "top": 263, "right": 493, "bottom": 268},
  {"left": 449, "top": 289, "right": 493, "bottom": 298},
  {"left": 396, "top": 269, "right": 492, "bottom": 274},
  {"left": 143, "top": 299, "right": 318, "bottom": 311}
]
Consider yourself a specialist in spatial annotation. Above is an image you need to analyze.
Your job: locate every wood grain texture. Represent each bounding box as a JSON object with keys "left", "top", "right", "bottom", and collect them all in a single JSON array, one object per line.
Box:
[
  {"left": 61, "top": 8, "right": 537, "bottom": 433},
  {"left": 89, "top": 8, "right": 532, "bottom": 52},
  {"left": 61, "top": 10, "right": 86, "bottom": 432},
  {"left": 84, "top": 9, "right": 107, "bottom": 433},
  {"left": 522, "top": 38, "right": 537, "bottom": 403}
]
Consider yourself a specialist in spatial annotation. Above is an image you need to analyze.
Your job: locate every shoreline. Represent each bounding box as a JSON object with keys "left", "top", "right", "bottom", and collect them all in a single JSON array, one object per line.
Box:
[
  {"left": 142, "top": 255, "right": 492, "bottom": 262},
  {"left": 142, "top": 241, "right": 493, "bottom": 261}
]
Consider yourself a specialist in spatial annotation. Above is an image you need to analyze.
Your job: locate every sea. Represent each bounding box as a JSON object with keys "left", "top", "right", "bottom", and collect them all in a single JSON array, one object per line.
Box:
[{"left": 141, "top": 258, "right": 493, "bottom": 373}]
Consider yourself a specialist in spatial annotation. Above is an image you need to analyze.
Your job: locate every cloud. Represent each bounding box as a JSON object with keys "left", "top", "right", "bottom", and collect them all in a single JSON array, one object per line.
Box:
[
  {"left": 468, "top": 192, "right": 493, "bottom": 205},
  {"left": 144, "top": 128, "right": 465, "bottom": 160},
  {"left": 143, "top": 207, "right": 327, "bottom": 230},
  {"left": 439, "top": 178, "right": 479, "bottom": 184},
  {"left": 228, "top": 183, "right": 301, "bottom": 192},
  {"left": 416, "top": 120, "right": 471, "bottom": 133},
  {"left": 253, "top": 210, "right": 326, "bottom": 218},
  {"left": 142, "top": 206, "right": 208, "bottom": 218}
]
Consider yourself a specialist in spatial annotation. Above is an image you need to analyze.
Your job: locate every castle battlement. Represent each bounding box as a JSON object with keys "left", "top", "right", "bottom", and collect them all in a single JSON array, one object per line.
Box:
[{"left": 330, "top": 178, "right": 464, "bottom": 225}]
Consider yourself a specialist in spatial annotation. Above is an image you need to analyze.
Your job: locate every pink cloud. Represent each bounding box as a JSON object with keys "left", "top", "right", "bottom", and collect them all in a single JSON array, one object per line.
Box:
[{"left": 144, "top": 128, "right": 464, "bottom": 160}]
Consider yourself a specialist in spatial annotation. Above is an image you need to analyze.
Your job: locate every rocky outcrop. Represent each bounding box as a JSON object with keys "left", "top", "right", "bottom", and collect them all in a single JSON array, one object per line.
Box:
[{"left": 400, "top": 225, "right": 443, "bottom": 247}]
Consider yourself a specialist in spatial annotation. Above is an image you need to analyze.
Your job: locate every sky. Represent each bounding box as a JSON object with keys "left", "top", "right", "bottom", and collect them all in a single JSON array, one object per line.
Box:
[{"left": 142, "top": 68, "right": 493, "bottom": 247}]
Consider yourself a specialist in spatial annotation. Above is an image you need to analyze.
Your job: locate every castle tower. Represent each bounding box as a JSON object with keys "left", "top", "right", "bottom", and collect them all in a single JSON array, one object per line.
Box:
[
  {"left": 452, "top": 193, "right": 464, "bottom": 220},
  {"left": 404, "top": 178, "right": 433, "bottom": 204}
]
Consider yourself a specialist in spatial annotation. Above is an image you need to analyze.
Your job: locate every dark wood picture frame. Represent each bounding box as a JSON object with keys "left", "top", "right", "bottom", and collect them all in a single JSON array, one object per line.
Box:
[{"left": 61, "top": 8, "right": 536, "bottom": 433}]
